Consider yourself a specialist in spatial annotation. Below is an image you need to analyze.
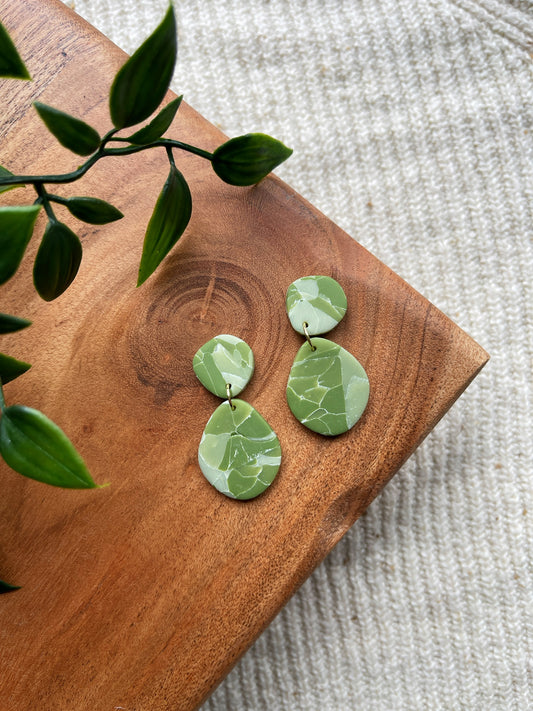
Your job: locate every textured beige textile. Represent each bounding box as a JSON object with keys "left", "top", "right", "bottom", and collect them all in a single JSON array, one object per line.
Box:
[{"left": 61, "top": 1, "right": 533, "bottom": 708}]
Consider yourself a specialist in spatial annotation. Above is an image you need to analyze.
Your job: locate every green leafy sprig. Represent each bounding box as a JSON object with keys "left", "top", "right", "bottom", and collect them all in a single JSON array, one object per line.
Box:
[
  {"left": 0, "top": 3, "right": 291, "bottom": 590},
  {"left": 0, "top": 5, "right": 291, "bottom": 299}
]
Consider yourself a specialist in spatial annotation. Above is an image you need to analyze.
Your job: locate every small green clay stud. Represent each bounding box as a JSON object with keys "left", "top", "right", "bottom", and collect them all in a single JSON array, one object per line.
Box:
[
  {"left": 286, "top": 275, "right": 347, "bottom": 336},
  {"left": 193, "top": 334, "right": 254, "bottom": 398}
]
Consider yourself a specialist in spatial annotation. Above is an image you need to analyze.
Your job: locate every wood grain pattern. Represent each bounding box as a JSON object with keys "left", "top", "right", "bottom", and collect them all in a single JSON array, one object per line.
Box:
[{"left": 0, "top": 1, "right": 488, "bottom": 709}]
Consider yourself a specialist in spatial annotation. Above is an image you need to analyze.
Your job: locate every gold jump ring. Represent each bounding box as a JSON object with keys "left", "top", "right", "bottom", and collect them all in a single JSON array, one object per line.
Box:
[
  {"left": 302, "top": 322, "right": 316, "bottom": 351},
  {"left": 226, "top": 383, "right": 236, "bottom": 410}
]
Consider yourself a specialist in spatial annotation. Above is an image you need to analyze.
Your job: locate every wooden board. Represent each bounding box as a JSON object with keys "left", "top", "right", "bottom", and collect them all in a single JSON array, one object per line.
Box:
[{"left": 0, "top": 1, "right": 488, "bottom": 708}]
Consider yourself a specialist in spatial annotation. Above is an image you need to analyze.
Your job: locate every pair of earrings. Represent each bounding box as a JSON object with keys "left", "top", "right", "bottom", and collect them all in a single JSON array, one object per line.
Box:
[{"left": 192, "top": 276, "right": 370, "bottom": 500}]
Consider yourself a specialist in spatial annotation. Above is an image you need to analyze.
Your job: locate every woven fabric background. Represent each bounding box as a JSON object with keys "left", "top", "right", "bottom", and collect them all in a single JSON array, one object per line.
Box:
[{"left": 62, "top": 1, "right": 532, "bottom": 709}]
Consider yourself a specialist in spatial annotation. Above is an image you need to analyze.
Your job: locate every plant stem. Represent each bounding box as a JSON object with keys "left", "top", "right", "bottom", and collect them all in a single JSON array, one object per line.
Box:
[
  {"left": 35, "top": 184, "right": 57, "bottom": 222},
  {"left": 167, "top": 139, "right": 213, "bottom": 160},
  {"left": 0, "top": 152, "right": 102, "bottom": 186},
  {"left": 102, "top": 139, "right": 213, "bottom": 160},
  {"left": 107, "top": 136, "right": 213, "bottom": 160},
  {"left": 46, "top": 194, "right": 69, "bottom": 206},
  {"left": 0, "top": 380, "right": 5, "bottom": 412},
  {"left": 0, "top": 139, "right": 213, "bottom": 188},
  {"left": 100, "top": 128, "right": 119, "bottom": 147},
  {"left": 166, "top": 145, "right": 176, "bottom": 168}
]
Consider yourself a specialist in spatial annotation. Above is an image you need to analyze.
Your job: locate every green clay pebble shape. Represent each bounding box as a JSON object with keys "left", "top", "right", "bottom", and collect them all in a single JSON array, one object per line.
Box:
[
  {"left": 286, "top": 337, "right": 369, "bottom": 436},
  {"left": 286, "top": 275, "right": 348, "bottom": 335},
  {"left": 198, "top": 399, "right": 282, "bottom": 500},
  {"left": 193, "top": 334, "right": 254, "bottom": 398}
]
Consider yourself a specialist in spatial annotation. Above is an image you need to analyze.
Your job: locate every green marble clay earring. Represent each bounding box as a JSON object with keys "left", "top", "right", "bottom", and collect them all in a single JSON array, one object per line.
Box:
[
  {"left": 193, "top": 334, "right": 281, "bottom": 500},
  {"left": 286, "top": 275, "right": 370, "bottom": 436}
]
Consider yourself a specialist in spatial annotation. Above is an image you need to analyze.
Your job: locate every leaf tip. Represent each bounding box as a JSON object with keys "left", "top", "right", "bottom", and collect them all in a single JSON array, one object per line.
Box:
[
  {"left": 32, "top": 100, "right": 46, "bottom": 119},
  {"left": 0, "top": 581, "right": 21, "bottom": 594},
  {"left": 0, "top": 21, "right": 31, "bottom": 80},
  {"left": 136, "top": 272, "right": 148, "bottom": 288}
]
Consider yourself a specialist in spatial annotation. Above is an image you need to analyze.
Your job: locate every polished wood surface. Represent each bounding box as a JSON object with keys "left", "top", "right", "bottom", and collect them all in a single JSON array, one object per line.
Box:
[{"left": 0, "top": 1, "right": 488, "bottom": 708}]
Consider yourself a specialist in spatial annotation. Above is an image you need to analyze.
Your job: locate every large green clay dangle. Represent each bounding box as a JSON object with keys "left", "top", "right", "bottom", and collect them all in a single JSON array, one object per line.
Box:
[
  {"left": 286, "top": 276, "right": 370, "bottom": 436},
  {"left": 193, "top": 334, "right": 281, "bottom": 500}
]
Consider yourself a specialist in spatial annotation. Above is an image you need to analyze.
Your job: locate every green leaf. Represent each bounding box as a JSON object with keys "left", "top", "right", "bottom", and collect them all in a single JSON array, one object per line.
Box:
[
  {"left": 0, "top": 352, "right": 31, "bottom": 385},
  {"left": 63, "top": 196, "right": 124, "bottom": 225},
  {"left": 34, "top": 102, "right": 100, "bottom": 156},
  {"left": 137, "top": 165, "right": 191, "bottom": 286},
  {"left": 109, "top": 5, "right": 177, "bottom": 129},
  {"left": 212, "top": 133, "right": 293, "bottom": 186},
  {"left": 0, "top": 21, "right": 30, "bottom": 79},
  {"left": 33, "top": 221, "right": 82, "bottom": 301},
  {"left": 0, "top": 404, "right": 99, "bottom": 488},
  {"left": 0, "top": 165, "right": 24, "bottom": 194},
  {"left": 0, "top": 205, "right": 41, "bottom": 285},
  {"left": 0, "top": 313, "right": 31, "bottom": 334},
  {"left": 127, "top": 95, "right": 183, "bottom": 145},
  {"left": 0, "top": 579, "right": 20, "bottom": 594}
]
